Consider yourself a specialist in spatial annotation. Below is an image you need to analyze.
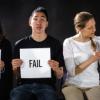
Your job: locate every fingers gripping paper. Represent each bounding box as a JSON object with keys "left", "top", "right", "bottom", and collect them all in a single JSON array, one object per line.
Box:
[{"left": 20, "top": 48, "right": 51, "bottom": 78}]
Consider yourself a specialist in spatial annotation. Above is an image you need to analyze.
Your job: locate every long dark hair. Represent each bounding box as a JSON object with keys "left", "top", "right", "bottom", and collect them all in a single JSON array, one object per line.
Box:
[{"left": 74, "top": 11, "right": 96, "bottom": 51}]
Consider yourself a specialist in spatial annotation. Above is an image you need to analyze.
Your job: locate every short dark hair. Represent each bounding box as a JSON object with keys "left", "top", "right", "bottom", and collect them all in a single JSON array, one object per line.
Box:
[{"left": 31, "top": 6, "right": 48, "bottom": 21}]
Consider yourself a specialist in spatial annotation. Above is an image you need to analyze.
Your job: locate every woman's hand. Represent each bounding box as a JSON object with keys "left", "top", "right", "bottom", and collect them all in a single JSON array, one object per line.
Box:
[{"left": 94, "top": 51, "right": 100, "bottom": 60}]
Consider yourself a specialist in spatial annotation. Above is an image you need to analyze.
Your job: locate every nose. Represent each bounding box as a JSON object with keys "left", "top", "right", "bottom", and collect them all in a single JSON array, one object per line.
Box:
[{"left": 37, "top": 20, "right": 41, "bottom": 25}]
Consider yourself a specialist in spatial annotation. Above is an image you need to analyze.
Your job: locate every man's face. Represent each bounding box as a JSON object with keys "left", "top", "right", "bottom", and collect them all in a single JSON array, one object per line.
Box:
[{"left": 29, "top": 12, "right": 48, "bottom": 34}]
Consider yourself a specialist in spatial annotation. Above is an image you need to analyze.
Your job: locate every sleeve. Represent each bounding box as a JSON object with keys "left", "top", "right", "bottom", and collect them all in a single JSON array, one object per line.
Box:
[
  {"left": 63, "top": 38, "right": 76, "bottom": 76},
  {"left": 57, "top": 43, "right": 65, "bottom": 67},
  {"left": 96, "top": 36, "right": 100, "bottom": 65},
  {"left": 55, "top": 41, "right": 65, "bottom": 68},
  {"left": 1, "top": 39, "right": 12, "bottom": 82},
  {"left": 52, "top": 40, "right": 66, "bottom": 74},
  {"left": 13, "top": 41, "right": 20, "bottom": 59}
]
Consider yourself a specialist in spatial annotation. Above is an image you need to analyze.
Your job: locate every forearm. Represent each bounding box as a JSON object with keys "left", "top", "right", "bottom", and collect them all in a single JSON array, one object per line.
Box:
[
  {"left": 75, "top": 55, "right": 98, "bottom": 75},
  {"left": 55, "top": 67, "right": 64, "bottom": 79},
  {"left": 0, "top": 60, "right": 5, "bottom": 71}
]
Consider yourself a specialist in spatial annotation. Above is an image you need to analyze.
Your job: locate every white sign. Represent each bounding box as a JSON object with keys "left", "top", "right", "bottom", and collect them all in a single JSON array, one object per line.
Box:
[{"left": 20, "top": 48, "right": 51, "bottom": 78}]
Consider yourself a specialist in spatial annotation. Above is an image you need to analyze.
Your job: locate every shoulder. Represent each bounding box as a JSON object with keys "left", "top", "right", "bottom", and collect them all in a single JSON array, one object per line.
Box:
[
  {"left": 94, "top": 36, "right": 100, "bottom": 40},
  {"left": 48, "top": 35, "right": 60, "bottom": 42},
  {"left": 63, "top": 36, "right": 73, "bottom": 46},
  {"left": 1, "top": 37, "right": 11, "bottom": 46},
  {"left": 15, "top": 36, "right": 30, "bottom": 46},
  {"left": 93, "top": 36, "right": 100, "bottom": 42},
  {"left": 47, "top": 35, "right": 61, "bottom": 45}
]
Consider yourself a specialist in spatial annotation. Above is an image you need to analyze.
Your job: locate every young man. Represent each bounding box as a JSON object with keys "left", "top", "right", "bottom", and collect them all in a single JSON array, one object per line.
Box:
[{"left": 10, "top": 7, "right": 65, "bottom": 100}]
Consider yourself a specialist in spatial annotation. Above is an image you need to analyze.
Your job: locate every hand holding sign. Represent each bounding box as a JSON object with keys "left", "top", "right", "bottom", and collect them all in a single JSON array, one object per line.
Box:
[
  {"left": 48, "top": 60, "right": 64, "bottom": 79},
  {"left": 0, "top": 60, "right": 5, "bottom": 70},
  {"left": 12, "top": 59, "right": 23, "bottom": 71},
  {"left": 0, "top": 50, "right": 5, "bottom": 79},
  {"left": 48, "top": 60, "right": 59, "bottom": 71},
  {"left": 20, "top": 48, "right": 51, "bottom": 78}
]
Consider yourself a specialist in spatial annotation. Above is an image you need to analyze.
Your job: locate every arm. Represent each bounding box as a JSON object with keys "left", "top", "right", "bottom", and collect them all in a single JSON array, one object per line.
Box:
[
  {"left": 0, "top": 60, "right": 5, "bottom": 71},
  {"left": 75, "top": 51, "right": 100, "bottom": 74},
  {"left": 48, "top": 60, "right": 64, "bottom": 79},
  {"left": 51, "top": 40, "right": 65, "bottom": 79},
  {"left": 1, "top": 39, "right": 12, "bottom": 76},
  {"left": 63, "top": 39, "right": 76, "bottom": 76},
  {"left": 12, "top": 59, "right": 23, "bottom": 71}
]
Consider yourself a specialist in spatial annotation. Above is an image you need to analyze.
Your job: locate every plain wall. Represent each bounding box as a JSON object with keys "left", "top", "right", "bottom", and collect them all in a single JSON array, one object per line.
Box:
[{"left": 0, "top": 0, "right": 99, "bottom": 45}]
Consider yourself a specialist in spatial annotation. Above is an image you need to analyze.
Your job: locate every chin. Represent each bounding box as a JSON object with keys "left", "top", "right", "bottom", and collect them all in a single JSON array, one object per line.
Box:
[{"left": 36, "top": 31, "right": 41, "bottom": 34}]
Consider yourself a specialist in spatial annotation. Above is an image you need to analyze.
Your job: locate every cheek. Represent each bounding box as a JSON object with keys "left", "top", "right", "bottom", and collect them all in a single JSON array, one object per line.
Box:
[
  {"left": 42, "top": 24, "right": 47, "bottom": 29},
  {"left": 30, "top": 23, "right": 37, "bottom": 29}
]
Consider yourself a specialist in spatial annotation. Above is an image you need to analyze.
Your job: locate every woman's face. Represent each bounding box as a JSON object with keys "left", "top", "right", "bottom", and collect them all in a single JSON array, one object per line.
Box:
[{"left": 80, "top": 18, "right": 96, "bottom": 38}]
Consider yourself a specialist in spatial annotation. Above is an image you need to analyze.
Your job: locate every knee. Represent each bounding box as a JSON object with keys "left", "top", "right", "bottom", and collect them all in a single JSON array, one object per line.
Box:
[{"left": 62, "top": 86, "right": 84, "bottom": 100}]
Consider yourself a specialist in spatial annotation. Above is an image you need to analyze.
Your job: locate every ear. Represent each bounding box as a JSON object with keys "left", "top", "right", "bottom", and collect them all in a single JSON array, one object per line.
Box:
[
  {"left": 46, "top": 21, "right": 48, "bottom": 28},
  {"left": 75, "top": 26, "right": 82, "bottom": 33},
  {"left": 29, "top": 16, "right": 32, "bottom": 27}
]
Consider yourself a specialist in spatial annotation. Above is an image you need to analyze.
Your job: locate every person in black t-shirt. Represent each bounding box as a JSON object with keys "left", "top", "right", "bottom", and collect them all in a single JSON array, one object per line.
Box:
[
  {"left": 10, "top": 6, "right": 65, "bottom": 100},
  {"left": 0, "top": 22, "right": 12, "bottom": 100}
]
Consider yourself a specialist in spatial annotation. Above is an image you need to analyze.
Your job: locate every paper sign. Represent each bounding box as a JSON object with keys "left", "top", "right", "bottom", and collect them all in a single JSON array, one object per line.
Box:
[{"left": 20, "top": 48, "right": 51, "bottom": 78}]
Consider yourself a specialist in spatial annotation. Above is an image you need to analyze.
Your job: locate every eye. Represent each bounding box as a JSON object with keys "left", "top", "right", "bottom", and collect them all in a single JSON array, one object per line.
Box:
[
  {"left": 41, "top": 17, "right": 46, "bottom": 21},
  {"left": 87, "top": 27, "right": 92, "bottom": 30},
  {"left": 33, "top": 17, "right": 38, "bottom": 21}
]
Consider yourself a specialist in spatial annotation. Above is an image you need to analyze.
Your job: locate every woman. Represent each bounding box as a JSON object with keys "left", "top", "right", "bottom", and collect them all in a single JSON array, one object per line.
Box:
[
  {"left": 0, "top": 23, "right": 12, "bottom": 100},
  {"left": 62, "top": 11, "right": 100, "bottom": 100}
]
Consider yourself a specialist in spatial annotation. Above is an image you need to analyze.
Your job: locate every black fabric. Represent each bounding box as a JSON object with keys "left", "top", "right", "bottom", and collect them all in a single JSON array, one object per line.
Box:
[
  {"left": 97, "top": 62, "right": 100, "bottom": 80},
  {"left": 0, "top": 37, "right": 12, "bottom": 100},
  {"left": 13, "top": 35, "right": 65, "bottom": 89}
]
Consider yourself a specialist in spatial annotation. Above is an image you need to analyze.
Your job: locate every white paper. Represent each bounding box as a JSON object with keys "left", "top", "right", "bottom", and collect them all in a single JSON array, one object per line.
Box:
[{"left": 20, "top": 48, "right": 51, "bottom": 78}]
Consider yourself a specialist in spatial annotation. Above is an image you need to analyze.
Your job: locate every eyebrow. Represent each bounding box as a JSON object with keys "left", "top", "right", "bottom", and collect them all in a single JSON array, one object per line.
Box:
[{"left": 34, "top": 15, "right": 46, "bottom": 18}]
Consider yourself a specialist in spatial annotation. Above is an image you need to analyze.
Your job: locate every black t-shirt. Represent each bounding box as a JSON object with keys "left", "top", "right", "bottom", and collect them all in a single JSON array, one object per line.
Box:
[
  {"left": 13, "top": 35, "right": 65, "bottom": 88},
  {"left": 0, "top": 37, "right": 12, "bottom": 98}
]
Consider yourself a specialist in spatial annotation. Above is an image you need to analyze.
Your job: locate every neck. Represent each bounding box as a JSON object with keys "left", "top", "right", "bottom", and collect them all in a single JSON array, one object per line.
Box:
[
  {"left": 74, "top": 33, "right": 90, "bottom": 42},
  {"left": 31, "top": 32, "right": 47, "bottom": 42}
]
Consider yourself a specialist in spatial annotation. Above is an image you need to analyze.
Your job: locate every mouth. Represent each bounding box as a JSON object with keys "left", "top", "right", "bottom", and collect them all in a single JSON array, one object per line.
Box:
[
  {"left": 36, "top": 27, "right": 42, "bottom": 30},
  {"left": 91, "top": 33, "right": 95, "bottom": 37}
]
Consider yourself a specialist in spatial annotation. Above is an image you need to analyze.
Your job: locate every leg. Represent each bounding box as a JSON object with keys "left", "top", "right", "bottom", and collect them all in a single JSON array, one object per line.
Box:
[
  {"left": 38, "top": 89, "right": 57, "bottom": 100},
  {"left": 32, "top": 84, "right": 57, "bottom": 100},
  {"left": 85, "top": 86, "right": 100, "bottom": 100},
  {"left": 62, "top": 86, "right": 84, "bottom": 100},
  {"left": 10, "top": 84, "right": 33, "bottom": 100}
]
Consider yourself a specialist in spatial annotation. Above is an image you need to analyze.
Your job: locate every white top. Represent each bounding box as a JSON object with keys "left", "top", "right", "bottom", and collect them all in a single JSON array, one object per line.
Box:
[{"left": 63, "top": 35, "right": 100, "bottom": 88}]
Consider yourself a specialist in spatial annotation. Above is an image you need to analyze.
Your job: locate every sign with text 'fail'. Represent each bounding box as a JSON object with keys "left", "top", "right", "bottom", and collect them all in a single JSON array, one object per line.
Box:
[{"left": 20, "top": 48, "right": 51, "bottom": 78}]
